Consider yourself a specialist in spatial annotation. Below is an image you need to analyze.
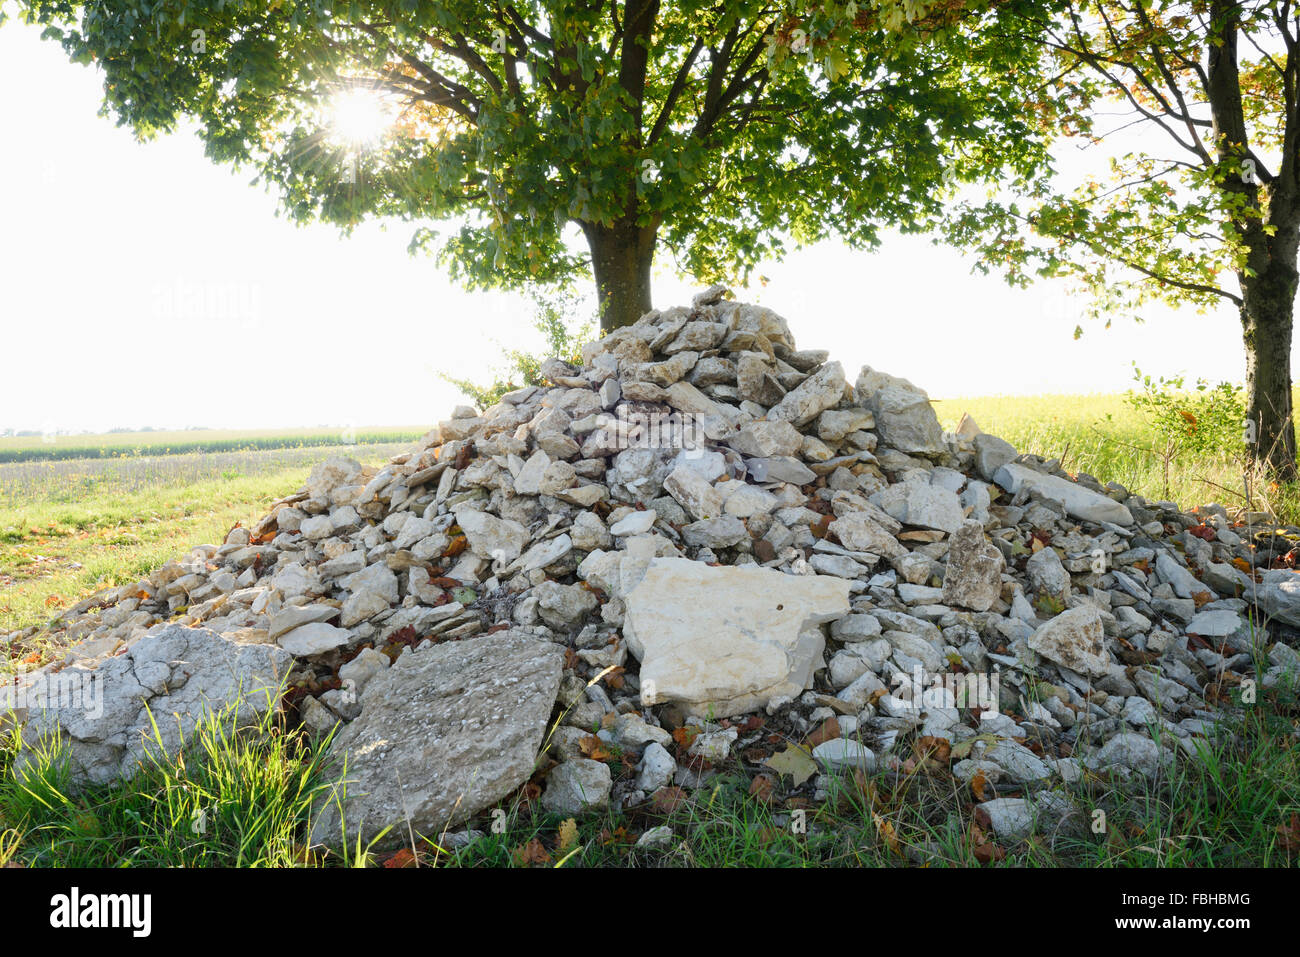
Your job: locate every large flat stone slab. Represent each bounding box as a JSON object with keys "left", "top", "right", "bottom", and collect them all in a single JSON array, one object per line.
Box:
[
  {"left": 993, "top": 463, "right": 1133, "bottom": 525},
  {"left": 1253, "top": 571, "right": 1300, "bottom": 627},
  {"left": 622, "top": 557, "right": 850, "bottom": 717},
  {"left": 10, "top": 624, "right": 291, "bottom": 788},
  {"left": 310, "top": 630, "right": 562, "bottom": 849}
]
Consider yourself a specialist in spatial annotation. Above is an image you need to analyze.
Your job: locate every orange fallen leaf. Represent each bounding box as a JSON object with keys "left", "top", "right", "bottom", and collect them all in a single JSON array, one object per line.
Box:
[
  {"left": 871, "top": 809, "right": 902, "bottom": 856},
  {"left": 915, "top": 735, "right": 951, "bottom": 764},
  {"left": 671, "top": 726, "right": 699, "bottom": 751},
  {"left": 649, "top": 786, "right": 688, "bottom": 815},
  {"left": 578, "top": 735, "right": 612, "bottom": 761},
  {"left": 1276, "top": 813, "right": 1300, "bottom": 854},
  {"left": 598, "top": 826, "right": 632, "bottom": 847},
  {"left": 972, "top": 841, "right": 1006, "bottom": 864},
  {"left": 748, "top": 773, "right": 777, "bottom": 805},
  {"left": 511, "top": 838, "right": 551, "bottom": 867},
  {"left": 381, "top": 848, "right": 419, "bottom": 869},
  {"left": 804, "top": 717, "right": 841, "bottom": 749}
]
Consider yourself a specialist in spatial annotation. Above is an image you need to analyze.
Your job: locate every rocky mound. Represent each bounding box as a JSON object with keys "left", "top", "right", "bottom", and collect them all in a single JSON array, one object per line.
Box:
[{"left": 6, "top": 286, "right": 1300, "bottom": 850}]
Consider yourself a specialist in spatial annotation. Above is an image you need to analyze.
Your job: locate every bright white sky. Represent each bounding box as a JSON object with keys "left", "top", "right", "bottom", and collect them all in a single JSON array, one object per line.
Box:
[{"left": 0, "top": 17, "right": 1272, "bottom": 434}]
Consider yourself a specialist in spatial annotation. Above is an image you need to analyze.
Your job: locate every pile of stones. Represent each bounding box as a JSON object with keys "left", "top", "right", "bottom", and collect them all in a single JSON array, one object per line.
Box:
[{"left": 5, "top": 286, "right": 1300, "bottom": 851}]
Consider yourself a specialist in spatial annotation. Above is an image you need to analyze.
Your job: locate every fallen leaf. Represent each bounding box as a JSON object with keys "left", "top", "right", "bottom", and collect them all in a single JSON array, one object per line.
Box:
[
  {"left": 1276, "top": 813, "right": 1300, "bottom": 854},
  {"left": 556, "top": 818, "right": 579, "bottom": 854},
  {"left": 598, "top": 826, "right": 632, "bottom": 847},
  {"left": 382, "top": 848, "right": 419, "bottom": 869},
  {"left": 649, "top": 786, "right": 688, "bottom": 815},
  {"left": 871, "top": 809, "right": 902, "bottom": 856},
  {"left": 804, "top": 717, "right": 841, "bottom": 749},
  {"left": 950, "top": 733, "right": 999, "bottom": 760},
  {"left": 915, "top": 735, "right": 951, "bottom": 764},
  {"left": 578, "top": 735, "right": 612, "bottom": 761},
  {"left": 764, "top": 744, "right": 818, "bottom": 787},
  {"left": 511, "top": 838, "right": 551, "bottom": 867},
  {"left": 671, "top": 726, "right": 700, "bottom": 751},
  {"left": 748, "top": 773, "right": 777, "bottom": 805}
]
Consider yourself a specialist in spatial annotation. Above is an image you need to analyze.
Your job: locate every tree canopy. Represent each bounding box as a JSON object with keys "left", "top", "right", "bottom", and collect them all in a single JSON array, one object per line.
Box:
[
  {"left": 17, "top": 0, "right": 1055, "bottom": 329},
  {"left": 949, "top": 0, "right": 1300, "bottom": 477}
]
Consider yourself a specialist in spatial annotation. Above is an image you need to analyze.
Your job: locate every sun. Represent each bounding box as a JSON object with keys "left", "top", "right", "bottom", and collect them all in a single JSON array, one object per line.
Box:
[{"left": 327, "top": 88, "right": 395, "bottom": 147}]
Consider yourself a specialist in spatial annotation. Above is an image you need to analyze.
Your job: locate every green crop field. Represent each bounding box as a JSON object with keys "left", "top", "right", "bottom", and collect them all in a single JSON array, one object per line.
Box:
[
  {"left": 0, "top": 425, "right": 429, "bottom": 463},
  {"left": 0, "top": 435, "right": 420, "bottom": 638}
]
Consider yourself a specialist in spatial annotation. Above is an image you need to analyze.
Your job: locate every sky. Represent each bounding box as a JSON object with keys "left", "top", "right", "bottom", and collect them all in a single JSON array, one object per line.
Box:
[{"left": 0, "top": 16, "right": 1272, "bottom": 435}]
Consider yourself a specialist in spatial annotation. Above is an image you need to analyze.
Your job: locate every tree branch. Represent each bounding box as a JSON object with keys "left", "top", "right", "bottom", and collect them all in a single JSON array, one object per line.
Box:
[{"left": 648, "top": 36, "right": 704, "bottom": 146}]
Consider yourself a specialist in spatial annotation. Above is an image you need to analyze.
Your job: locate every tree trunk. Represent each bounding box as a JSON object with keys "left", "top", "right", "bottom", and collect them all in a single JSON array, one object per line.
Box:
[
  {"left": 1206, "top": 0, "right": 1299, "bottom": 482},
  {"left": 583, "top": 220, "right": 656, "bottom": 333},
  {"left": 1241, "top": 261, "right": 1299, "bottom": 482}
]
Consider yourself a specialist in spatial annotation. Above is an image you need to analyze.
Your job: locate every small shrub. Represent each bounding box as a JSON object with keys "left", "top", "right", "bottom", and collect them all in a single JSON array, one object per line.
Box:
[
  {"left": 1126, "top": 364, "right": 1246, "bottom": 458},
  {"left": 441, "top": 289, "right": 596, "bottom": 410}
]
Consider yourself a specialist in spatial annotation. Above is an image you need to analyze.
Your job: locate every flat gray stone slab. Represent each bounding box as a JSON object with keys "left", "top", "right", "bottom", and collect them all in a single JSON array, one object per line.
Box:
[{"left": 311, "top": 630, "right": 562, "bottom": 849}]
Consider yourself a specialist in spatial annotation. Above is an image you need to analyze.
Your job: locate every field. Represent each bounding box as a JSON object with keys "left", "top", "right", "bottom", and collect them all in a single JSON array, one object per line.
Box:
[
  {"left": 0, "top": 426, "right": 428, "bottom": 463},
  {"left": 931, "top": 391, "right": 1295, "bottom": 520},
  {"left": 0, "top": 438, "right": 419, "bottom": 638}
]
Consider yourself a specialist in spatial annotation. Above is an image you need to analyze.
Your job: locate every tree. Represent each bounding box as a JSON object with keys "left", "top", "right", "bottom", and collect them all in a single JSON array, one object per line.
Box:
[
  {"left": 16, "top": 0, "right": 1050, "bottom": 331},
  {"left": 949, "top": 0, "right": 1300, "bottom": 479}
]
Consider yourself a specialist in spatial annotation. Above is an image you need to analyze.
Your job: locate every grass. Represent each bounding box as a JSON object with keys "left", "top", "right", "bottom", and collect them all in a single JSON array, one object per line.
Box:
[
  {"left": 429, "top": 672, "right": 1298, "bottom": 869},
  {"left": 933, "top": 388, "right": 1300, "bottom": 524},
  {"left": 6, "top": 674, "right": 1291, "bottom": 868},
  {"left": 0, "top": 698, "right": 371, "bottom": 867}
]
